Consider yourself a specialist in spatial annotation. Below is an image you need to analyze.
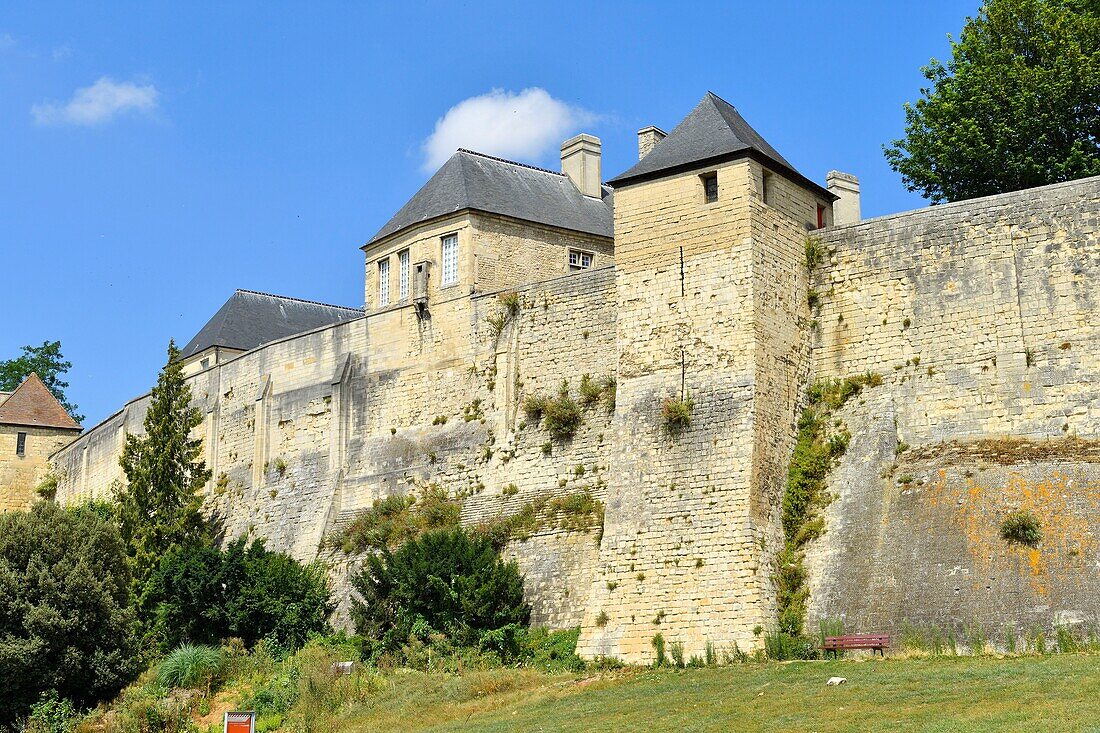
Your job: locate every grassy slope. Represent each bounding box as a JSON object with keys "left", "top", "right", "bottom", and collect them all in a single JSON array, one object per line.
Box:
[{"left": 334, "top": 656, "right": 1100, "bottom": 733}]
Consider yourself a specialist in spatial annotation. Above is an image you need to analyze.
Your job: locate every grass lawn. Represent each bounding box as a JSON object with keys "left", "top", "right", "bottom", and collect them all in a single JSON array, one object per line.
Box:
[{"left": 334, "top": 655, "right": 1100, "bottom": 733}]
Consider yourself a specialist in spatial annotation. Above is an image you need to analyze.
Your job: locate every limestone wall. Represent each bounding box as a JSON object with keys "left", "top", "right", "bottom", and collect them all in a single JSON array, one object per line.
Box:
[
  {"left": 805, "top": 175, "right": 1100, "bottom": 641},
  {"left": 0, "top": 426, "right": 79, "bottom": 511},
  {"left": 53, "top": 264, "right": 617, "bottom": 629},
  {"left": 577, "top": 158, "right": 819, "bottom": 663}
]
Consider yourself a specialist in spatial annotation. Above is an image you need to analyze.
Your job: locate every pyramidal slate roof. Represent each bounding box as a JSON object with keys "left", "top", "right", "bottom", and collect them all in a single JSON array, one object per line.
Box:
[
  {"left": 181, "top": 289, "right": 363, "bottom": 360},
  {"left": 0, "top": 372, "right": 81, "bottom": 430},
  {"left": 609, "top": 92, "right": 832, "bottom": 198},
  {"left": 367, "top": 149, "right": 614, "bottom": 246}
]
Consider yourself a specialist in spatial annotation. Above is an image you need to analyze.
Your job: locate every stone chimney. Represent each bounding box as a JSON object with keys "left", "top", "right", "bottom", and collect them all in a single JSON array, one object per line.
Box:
[
  {"left": 827, "top": 171, "right": 861, "bottom": 225},
  {"left": 637, "top": 126, "right": 667, "bottom": 160},
  {"left": 561, "top": 134, "right": 602, "bottom": 198}
]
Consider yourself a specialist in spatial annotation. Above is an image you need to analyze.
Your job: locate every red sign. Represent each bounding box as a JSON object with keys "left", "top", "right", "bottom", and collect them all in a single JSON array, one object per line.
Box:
[{"left": 225, "top": 712, "right": 255, "bottom": 733}]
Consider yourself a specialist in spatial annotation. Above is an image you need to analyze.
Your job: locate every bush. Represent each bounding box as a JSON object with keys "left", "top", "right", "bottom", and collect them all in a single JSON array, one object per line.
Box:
[
  {"left": 0, "top": 502, "right": 140, "bottom": 728},
  {"left": 334, "top": 484, "right": 461, "bottom": 553},
  {"left": 157, "top": 644, "right": 223, "bottom": 689},
  {"left": 144, "top": 537, "right": 333, "bottom": 651},
  {"left": 661, "top": 397, "right": 693, "bottom": 436},
  {"left": 350, "top": 527, "right": 530, "bottom": 657},
  {"left": 1000, "top": 510, "right": 1042, "bottom": 546},
  {"left": 25, "top": 691, "right": 78, "bottom": 733},
  {"left": 524, "top": 381, "right": 584, "bottom": 441}
]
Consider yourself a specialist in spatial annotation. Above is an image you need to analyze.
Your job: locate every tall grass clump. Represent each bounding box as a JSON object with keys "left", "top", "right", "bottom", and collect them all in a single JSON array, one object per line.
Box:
[
  {"left": 157, "top": 644, "right": 224, "bottom": 690},
  {"left": 1000, "top": 510, "right": 1042, "bottom": 547}
]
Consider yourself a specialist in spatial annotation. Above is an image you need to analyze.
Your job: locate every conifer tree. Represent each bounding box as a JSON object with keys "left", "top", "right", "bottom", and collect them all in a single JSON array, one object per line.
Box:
[{"left": 117, "top": 340, "right": 210, "bottom": 594}]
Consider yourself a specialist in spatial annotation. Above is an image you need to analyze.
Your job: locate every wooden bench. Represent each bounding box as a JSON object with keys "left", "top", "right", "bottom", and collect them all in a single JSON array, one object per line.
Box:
[{"left": 823, "top": 634, "right": 890, "bottom": 657}]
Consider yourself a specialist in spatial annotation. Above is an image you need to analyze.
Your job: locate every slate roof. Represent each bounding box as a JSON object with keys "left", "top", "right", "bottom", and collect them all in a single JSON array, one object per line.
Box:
[
  {"left": 367, "top": 149, "right": 614, "bottom": 246},
  {"left": 0, "top": 373, "right": 81, "bottom": 430},
  {"left": 608, "top": 92, "right": 833, "bottom": 199},
  {"left": 181, "top": 289, "right": 363, "bottom": 360}
]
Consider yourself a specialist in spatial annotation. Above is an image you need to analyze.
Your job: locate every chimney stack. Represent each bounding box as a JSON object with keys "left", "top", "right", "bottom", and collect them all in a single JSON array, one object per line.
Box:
[
  {"left": 827, "top": 171, "right": 861, "bottom": 225},
  {"left": 637, "top": 126, "right": 667, "bottom": 160},
  {"left": 561, "top": 134, "right": 602, "bottom": 198}
]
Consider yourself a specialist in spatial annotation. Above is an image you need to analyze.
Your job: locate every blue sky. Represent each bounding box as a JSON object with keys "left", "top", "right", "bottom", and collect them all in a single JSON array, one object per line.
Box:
[{"left": 1, "top": 1, "right": 979, "bottom": 427}]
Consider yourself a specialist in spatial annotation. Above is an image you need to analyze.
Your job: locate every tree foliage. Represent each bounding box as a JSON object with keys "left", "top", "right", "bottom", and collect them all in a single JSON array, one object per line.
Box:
[
  {"left": 885, "top": 0, "right": 1100, "bottom": 203},
  {"left": 350, "top": 527, "right": 529, "bottom": 653},
  {"left": 0, "top": 340, "right": 82, "bottom": 423},
  {"left": 117, "top": 340, "right": 211, "bottom": 595},
  {"left": 143, "top": 537, "right": 333, "bottom": 651},
  {"left": 0, "top": 502, "right": 140, "bottom": 728}
]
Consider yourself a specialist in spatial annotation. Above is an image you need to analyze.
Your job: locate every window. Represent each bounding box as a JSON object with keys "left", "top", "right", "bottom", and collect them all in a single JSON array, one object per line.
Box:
[
  {"left": 16, "top": 432, "right": 26, "bottom": 456},
  {"left": 761, "top": 170, "right": 773, "bottom": 205},
  {"left": 200, "top": 357, "right": 210, "bottom": 370},
  {"left": 816, "top": 204, "right": 826, "bottom": 229},
  {"left": 399, "top": 249, "right": 410, "bottom": 300},
  {"left": 441, "top": 234, "right": 458, "bottom": 285},
  {"left": 378, "top": 258, "right": 390, "bottom": 306},
  {"left": 568, "top": 249, "right": 594, "bottom": 271},
  {"left": 701, "top": 173, "right": 718, "bottom": 203}
]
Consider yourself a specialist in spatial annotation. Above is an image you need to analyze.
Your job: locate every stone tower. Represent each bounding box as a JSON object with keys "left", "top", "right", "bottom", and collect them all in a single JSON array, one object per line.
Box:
[{"left": 576, "top": 92, "right": 836, "bottom": 662}]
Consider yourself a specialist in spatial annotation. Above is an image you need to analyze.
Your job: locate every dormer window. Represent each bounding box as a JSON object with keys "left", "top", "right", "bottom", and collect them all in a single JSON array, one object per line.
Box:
[
  {"left": 569, "top": 249, "right": 594, "bottom": 271},
  {"left": 702, "top": 173, "right": 718, "bottom": 203}
]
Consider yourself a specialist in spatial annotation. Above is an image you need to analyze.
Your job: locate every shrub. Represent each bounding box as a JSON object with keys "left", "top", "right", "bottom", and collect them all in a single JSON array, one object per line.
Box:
[
  {"left": 350, "top": 527, "right": 530, "bottom": 657},
  {"left": 661, "top": 397, "right": 694, "bottom": 436},
  {"left": 34, "top": 472, "right": 59, "bottom": 500},
  {"left": 157, "top": 644, "right": 224, "bottom": 689},
  {"left": 669, "top": 640, "right": 686, "bottom": 668},
  {"left": 764, "top": 630, "right": 818, "bottom": 660},
  {"left": 144, "top": 537, "right": 333, "bottom": 651},
  {"left": 651, "top": 633, "right": 667, "bottom": 667},
  {"left": 1000, "top": 510, "right": 1042, "bottom": 547},
  {"left": 0, "top": 502, "right": 140, "bottom": 728},
  {"left": 24, "top": 691, "right": 78, "bottom": 733},
  {"left": 543, "top": 384, "right": 583, "bottom": 441}
]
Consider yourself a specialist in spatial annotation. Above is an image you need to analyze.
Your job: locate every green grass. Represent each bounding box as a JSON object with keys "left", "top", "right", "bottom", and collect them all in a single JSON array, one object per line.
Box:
[{"left": 331, "top": 655, "right": 1100, "bottom": 733}]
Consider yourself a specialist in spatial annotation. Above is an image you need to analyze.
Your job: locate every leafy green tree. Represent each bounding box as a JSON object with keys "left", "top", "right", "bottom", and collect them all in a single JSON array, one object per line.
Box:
[
  {"left": 144, "top": 537, "right": 333, "bottom": 651},
  {"left": 0, "top": 502, "right": 140, "bottom": 728},
  {"left": 350, "top": 527, "right": 529, "bottom": 654},
  {"left": 117, "top": 340, "right": 210, "bottom": 595},
  {"left": 885, "top": 0, "right": 1100, "bottom": 203},
  {"left": 0, "top": 340, "right": 82, "bottom": 423}
]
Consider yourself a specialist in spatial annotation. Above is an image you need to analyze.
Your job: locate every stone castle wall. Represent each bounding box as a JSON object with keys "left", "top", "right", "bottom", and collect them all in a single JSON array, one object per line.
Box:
[
  {"left": 804, "top": 176, "right": 1100, "bottom": 642},
  {"left": 48, "top": 170, "right": 1100, "bottom": 658}
]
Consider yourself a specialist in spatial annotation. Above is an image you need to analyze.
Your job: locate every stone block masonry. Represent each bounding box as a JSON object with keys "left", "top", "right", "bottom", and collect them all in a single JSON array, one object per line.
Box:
[{"left": 46, "top": 167, "right": 1100, "bottom": 662}]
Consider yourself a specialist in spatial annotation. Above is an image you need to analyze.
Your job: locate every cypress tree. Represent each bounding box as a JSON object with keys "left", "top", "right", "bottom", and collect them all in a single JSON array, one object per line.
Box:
[{"left": 117, "top": 340, "right": 211, "bottom": 595}]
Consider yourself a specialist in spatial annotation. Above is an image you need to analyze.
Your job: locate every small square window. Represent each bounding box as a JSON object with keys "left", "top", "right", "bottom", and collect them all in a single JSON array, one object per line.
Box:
[
  {"left": 200, "top": 357, "right": 210, "bottom": 370},
  {"left": 702, "top": 173, "right": 718, "bottom": 203},
  {"left": 568, "top": 249, "right": 594, "bottom": 271},
  {"left": 16, "top": 432, "right": 26, "bottom": 456}
]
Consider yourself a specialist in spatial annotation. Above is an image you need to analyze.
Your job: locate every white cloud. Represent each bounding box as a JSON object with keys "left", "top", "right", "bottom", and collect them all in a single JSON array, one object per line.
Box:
[
  {"left": 32, "top": 77, "right": 158, "bottom": 126},
  {"left": 422, "top": 87, "right": 597, "bottom": 171}
]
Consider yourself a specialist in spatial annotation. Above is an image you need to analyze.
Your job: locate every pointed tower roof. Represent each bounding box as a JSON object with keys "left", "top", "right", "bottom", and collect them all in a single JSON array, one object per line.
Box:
[
  {"left": 366, "top": 149, "right": 613, "bottom": 246},
  {"left": 181, "top": 290, "right": 363, "bottom": 360},
  {"left": 608, "top": 92, "right": 833, "bottom": 199},
  {"left": 0, "top": 373, "right": 81, "bottom": 430}
]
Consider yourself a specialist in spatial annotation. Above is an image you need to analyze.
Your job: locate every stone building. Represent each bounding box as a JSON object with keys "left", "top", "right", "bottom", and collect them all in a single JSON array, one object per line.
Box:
[
  {"left": 43, "top": 91, "right": 1100, "bottom": 662},
  {"left": 0, "top": 373, "right": 82, "bottom": 511}
]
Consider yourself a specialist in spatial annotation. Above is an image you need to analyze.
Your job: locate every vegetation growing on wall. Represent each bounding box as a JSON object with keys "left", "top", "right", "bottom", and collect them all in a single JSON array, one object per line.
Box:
[
  {"left": 333, "top": 484, "right": 461, "bottom": 553},
  {"left": 523, "top": 380, "right": 584, "bottom": 441},
  {"left": 486, "top": 291, "right": 522, "bottom": 340},
  {"left": 661, "top": 397, "right": 693, "bottom": 436},
  {"left": 1000, "top": 510, "right": 1042, "bottom": 547},
  {"left": 476, "top": 490, "right": 605, "bottom": 547},
  {"left": 773, "top": 373, "right": 882, "bottom": 658}
]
